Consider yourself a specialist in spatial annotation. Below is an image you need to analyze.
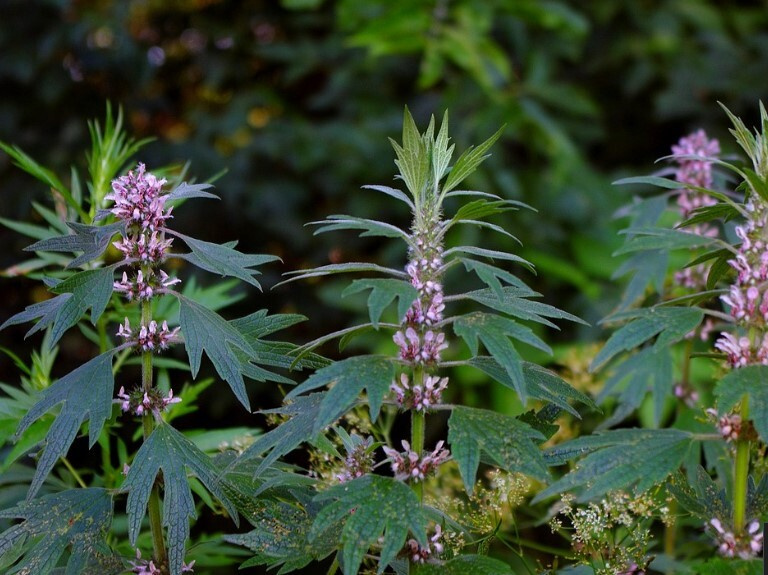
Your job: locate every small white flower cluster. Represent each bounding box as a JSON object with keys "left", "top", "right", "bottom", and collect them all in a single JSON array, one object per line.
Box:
[
  {"left": 114, "top": 269, "right": 180, "bottom": 301},
  {"left": 382, "top": 440, "right": 449, "bottom": 482},
  {"left": 393, "top": 327, "right": 448, "bottom": 364},
  {"left": 334, "top": 441, "right": 374, "bottom": 483},
  {"left": 390, "top": 373, "right": 448, "bottom": 412},
  {"left": 404, "top": 524, "right": 444, "bottom": 563},
  {"left": 705, "top": 408, "right": 744, "bottom": 442},
  {"left": 709, "top": 518, "right": 763, "bottom": 559},
  {"left": 116, "top": 386, "right": 181, "bottom": 418},
  {"left": 117, "top": 318, "right": 181, "bottom": 352}
]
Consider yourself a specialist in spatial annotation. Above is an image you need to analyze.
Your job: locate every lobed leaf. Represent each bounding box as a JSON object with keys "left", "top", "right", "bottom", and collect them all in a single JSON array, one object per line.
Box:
[
  {"left": 310, "top": 475, "right": 427, "bottom": 575},
  {"left": 715, "top": 365, "right": 768, "bottom": 444},
  {"left": 15, "top": 350, "right": 115, "bottom": 498},
  {"left": 166, "top": 181, "right": 219, "bottom": 201},
  {"left": 0, "top": 488, "right": 119, "bottom": 575},
  {"left": 122, "top": 423, "right": 237, "bottom": 575},
  {"left": 286, "top": 356, "right": 395, "bottom": 433},
  {"left": 278, "top": 262, "right": 407, "bottom": 287},
  {"left": 342, "top": 279, "right": 418, "bottom": 328},
  {"left": 25, "top": 221, "right": 125, "bottom": 269},
  {"left": 536, "top": 428, "right": 696, "bottom": 502},
  {"left": 311, "top": 215, "right": 410, "bottom": 241},
  {"left": 460, "top": 259, "right": 528, "bottom": 298},
  {"left": 614, "top": 227, "right": 726, "bottom": 255},
  {"left": 462, "top": 286, "right": 587, "bottom": 328},
  {"left": 443, "top": 245, "right": 534, "bottom": 272},
  {"left": 413, "top": 555, "right": 515, "bottom": 574},
  {"left": 447, "top": 405, "right": 548, "bottom": 493}
]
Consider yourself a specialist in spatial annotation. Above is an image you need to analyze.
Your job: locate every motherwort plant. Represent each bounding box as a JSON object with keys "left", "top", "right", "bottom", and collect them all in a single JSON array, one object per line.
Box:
[
  {"left": 225, "top": 109, "right": 592, "bottom": 573},
  {"left": 0, "top": 109, "right": 309, "bottom": 575},
  {"left": 535, "top": 103, "right": 768, "bottom": 571}
]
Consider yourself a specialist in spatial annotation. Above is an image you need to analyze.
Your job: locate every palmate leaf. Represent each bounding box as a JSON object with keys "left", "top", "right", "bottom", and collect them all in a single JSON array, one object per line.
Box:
[
  {"left": 310, "top": 475, "right": 427, "bottom": 575},
  {"left": 667, "top": 467, "right": 730, "bottom": 523},
  {"left": 0, "top": 266, "right": 115, "bottom": 347},
  {"left": 237, "top": 393, "right": 325, "bottom": 475},
  {"left": 413, "top": 555, "right": 515, "bottom": 574},
  {"left": 286, "top": 356, "right": 395, "bottom": 433},
  {"left": 590, "top": 306, "right": 704, "bottom": 371},
  {"left": 122, "top": 423, "right": 236, "bottom": 575},
  {"left": 453, "top": 312, "right": 552, "bottom": 403},
  {"left": 460, "top": 259, "right": 528, "bottom": 298},
  {"left": 613, "top": 250, "right": 669, "bottom": 309},
  {"left": 311, "top": 215, "right": 410, "bottom": 241},
  {"left": 468, "top": 357, "right": 596, "bottom": 417},
  {"left": 172, "top": 232, "right": 279, "bottom": 289},
  {"left": 447, "top": 406, "right": 549, "bottom": 494},
  {"left": 462, "top": 286, "right": 587, "bottom": 329},
  {"left": 0, "top": 487, "right": 120, "bottom": 575},
  {"left": 535, "top": 428, "right": 697, "bottom": 502},
  {"left": 177, "top": 294, "right": 257, "bottom": 410},
  {"left": 342, "top": 279, "right": 418, "bottom": 328},
  {"left": 24, "top": 221, "right": 125, "bottom": 269},
  {"left": 224, "top": 498, "right": 336, "bottom": 574},
  {"left": 614, "top": 226, "right": 726, "bottom": 255},
  {"left": 14, "top": 351, "right": 115, "bottom": 498},
  {"left": 715, "top": 365, "right": 768, "bottom": 443},
  {"left": 165, "top": 182, "right": 219, "bottom": 201}
]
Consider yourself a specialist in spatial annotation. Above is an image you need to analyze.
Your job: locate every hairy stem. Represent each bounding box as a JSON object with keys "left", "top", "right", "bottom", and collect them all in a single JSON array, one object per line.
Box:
[
  {"left": 411, "top": 367, "right": 425, "bottom": 500},
  {"left": 141, "top": 297, "right": 168, "bottom": 568},
  {"left": 733, "top": 394, "right": 750, "bottom": 533}
]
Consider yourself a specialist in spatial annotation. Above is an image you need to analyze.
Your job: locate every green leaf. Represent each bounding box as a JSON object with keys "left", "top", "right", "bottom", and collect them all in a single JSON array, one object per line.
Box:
[
  {"left": 173, "top": 232, "right": 279, "bottom": 289},
  {"left": 692, "top": 558, "right": 761, "bottom": 575},
  {"left": 414, "top": 555, "right": 515, "bottom": 574},
  {"left": 536, "top": 428, "right": 696, "bottom": 502},
  {"left": 122, "top": 423, "right": 237, "bottom": 575},
  {"left": 614, "top": 227, "right": 725, "bottom": 255},
  {"left": 310, "top": 475, "right": 427, "bottom": 575},
  {"left": 444, "top": 199, "right": 524, "bottom": 232},
  {"left": 238, "top": 393, "right": 325, "bottom": 475},
  {"left": 454, "top": 312, "right": 551, "bottom": 403},
  {"left": 591, "top": 306, "right": 704, "bottom": 371},
  {"left": 311, "top": 215, "right": 409, "bottom": 241},
  {"left": 0, "top": 488, "right": 119, "bottom": 575},
  {"left": 715, "top": 365, "right": 768, "bottom": 443},
  {"left": 25, "top": 221, "right": 125, "bottom": 269},
  {"left": 469, "top": 357, "right": 595, "bottom": 417},
  {"left": 460, "top": 259, "right": 528, "bottom": 298},
  {"left": 0, "top": 267, "right": 114, "bottom": 347},
  {"left": 443, "top": 246, "right": 534, "bottom": 272},
  {"left": 166, "top": 182, "right": 219, "bottom": 201},
  {"left": 278, "top": 262, "right": 406, "bottom": 286},
  {"left": 448, "top": 406, "right": 548, "bottom": 493},
  {"left": 463, "top": 287, "right": 587, "bottom": 328},
  {"left": 361, "top": 185, "right": 414, "bottom": 209},
  {"left": 177, "top": 294, "right": 256, "bottom": 410},
  {"left": 442, "top": 125, "right": 505, "bottom": 194},
  {"left": 231, "top": 309, "right": 307, "bottom": 339},
  {"left": 667, "top": 467, "right": 729, "bottom": 522},
  {"left": 0, "top": 217, "right": 59, "bottom": 242},
  {"left": 390, "top": 107, "right": 430, "bottom": 200},
  {"left": 612, "top": 175, "right": 686, "bottom": 189},
  {"left": 342, "top": 279, "right": 418, "bottom": 328},
  {"left": 286, "top": 356, "right": 395, "bottom": 433},
  {"left": 15, "top": 351, "right": 115, "bottom": 498}
]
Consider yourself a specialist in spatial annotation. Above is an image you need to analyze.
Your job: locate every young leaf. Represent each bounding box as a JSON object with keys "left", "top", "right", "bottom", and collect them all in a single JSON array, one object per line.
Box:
[
  {"left": 177, "top": 294, "right": 257, "bottom": 410},
  {"left": 166, "top": 181, "right": 219, "bottom": 201},
  {"left": 310, "top": 475, "right": 427, "bottom": 575},
  {"left": 447, "top": 406, "right": 549, "bottom": 493},
  {"left": 311, "top": 215, "right": 410, "bottom": 241},
  {"left": 15, "top": 350, "right": 115, "bottom": 498},
  {"left": 442, "top": 125, "right": 505, "bottom": 194},
  {"left": 278, "top": 262, "right": 407, "bottom": 287},
  {"left": 462, "top": 287, "right": 587, "bottom": 328},
  {"left": 122, "top": 423, "right": 237, "bottom": 575},
  {"left": 413, "top": 555, "right": 515, "bottom": 574},
  {"left": 237, "top": 393, "right": 325, "bottom": 475},
  {"left": 460, "top": 259, "right": 528, "bottom": 298},
  {"left": 391, "top": 107, "right": 430, "bottom": 200},
  {"left": 361, "top": 185, "right": 415, "bottom": 209},
  {"left": 285, "top": 356, "right": 395, "bottom": 433},
  {"left": 715, "top": 365, "right": 768, "bottom": 443},
  {"left": 468, "top": 357, "right": 596, "bottom": 417},
  {"left": 24, "top": 221, "right": 125, "bottom": 269},
  {"left": 172, "top": 231, "right": 279, "bottom": 289},
  {"left": 591, "top": 306, "right": 704, "bottom": 371},
  {"left": 0, "top": 488, "right": 120, "bottom": 575},
  {"left": 614, "top": 227, "right": 725, "bottom": 255},
  {"left": 342, "top": 279, "right": 418, "bottom": 328},
  {"left": 443, "top": 246, "right": 534, "bottom": 272},
  {"left": 535, "top": 428, "right": 696, "bottom": 502},
  {"left": 453, "top": 312, "right": 552, "bottom": 403}
]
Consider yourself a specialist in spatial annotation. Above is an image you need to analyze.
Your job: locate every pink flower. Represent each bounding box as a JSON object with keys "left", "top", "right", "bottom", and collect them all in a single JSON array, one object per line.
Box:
[{"left": 382, "top": 440, "right": 449, "bottom": 482}]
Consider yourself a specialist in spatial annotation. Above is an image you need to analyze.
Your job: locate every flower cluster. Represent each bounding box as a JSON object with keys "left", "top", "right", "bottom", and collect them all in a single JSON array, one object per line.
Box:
[
  {"left": 671, "top": 130, "right": 720, "bottom": 291},
  {"left": 394, "top": 230, "right": 447, "bottom": 365},
  {"left": 116, "top": 386, "right": 181, "bottom": 418},
  {"left": 715, "top": 196, "right": 768, "bottom": 367},
  {"left": 128, "top": 549, "right": 195, "bottom": 574},
  {"left": 390, "top": 373, "right": 448, "bottom": 412},
  {"left": 114, "top": 269, "right": 180, "bottom": 301},
  {"left": 382, "top": 440, "right": 450, "bottom": 482},
  {"left": 334, "top": 437, "right": 375, "bottom": 483},
  {"left": 404, "top": 524, "right": 444, "bottom": 564},
  {"left": 117, "top": 318, "right": 180, "bottom": 352},
  {"left": 709, "top": 518, "right": 763, "bottom": 559}
]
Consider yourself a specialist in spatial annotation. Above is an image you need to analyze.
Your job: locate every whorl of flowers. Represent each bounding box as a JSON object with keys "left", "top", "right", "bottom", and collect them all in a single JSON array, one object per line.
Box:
[
  {"left": 390, "top": 373, "right": 448, "bottom": 412},
  {"left": 404, "top": 524, "right": 444, "bottom": 564},
  {"left": 671, "top": 130, "right": 720, "bottom": 290},
  {"left": 334, "top": 437, "right": 375, "bottom": 483},
  {"left": 116, "top": 386, "right": 181, "bottom": 419},
  {"left": 715, "top": 196, "right": 768, "bottom": 367},
  {"left": 129, "top": 548, "right": 195, "bottom": 574},
  {"left": 708, "top": 518, "right": 763, "bottom": 559},
  {"left": 382, "top": 440, "right": 450, "bottom": 482}
]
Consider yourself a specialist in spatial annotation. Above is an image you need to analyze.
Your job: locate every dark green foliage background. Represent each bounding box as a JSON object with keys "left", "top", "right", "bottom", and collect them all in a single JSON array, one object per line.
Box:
[{"left": 1, "top": 0, "right": 768, "bottom": 458}]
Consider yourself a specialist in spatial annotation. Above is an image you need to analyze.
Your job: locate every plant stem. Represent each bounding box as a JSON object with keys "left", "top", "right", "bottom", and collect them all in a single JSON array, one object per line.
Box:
[
  {"left": 61, "top": 456, "right": 87, "bottom": 488},
  {"left": 141, "top": 297, "right": 168, "bottom": 568},
  {"left": 411, "top": 367, "right": 425, "bottom": 500},
  {"left": 733, "top": 394, "right": 750, "bottom": 534}
]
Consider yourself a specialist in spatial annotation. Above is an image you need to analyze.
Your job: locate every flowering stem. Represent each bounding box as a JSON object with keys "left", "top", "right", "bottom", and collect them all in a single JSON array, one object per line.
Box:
[
  {"left": 141, "top": 297, "right": 168, "bottom": 568},
  {"left": 411, "top": 367, "right": 425, "bottom": 500},
  {"left": 733, "top": 394, "right": 750, "bottom": 534}
]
